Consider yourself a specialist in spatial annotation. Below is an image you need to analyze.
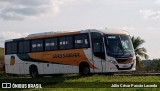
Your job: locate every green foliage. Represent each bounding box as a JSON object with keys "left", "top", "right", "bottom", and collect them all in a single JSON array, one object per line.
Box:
[
  {"left": 136, "top": 58, "right": 144, "bottom": 71},
  {"left": 145, "top": 59, "right": 160, "bottom": 72},
  {"left": 1, "top": 75, "right": 159, "bottom": 83},
  {"left": 131, "top": 36, "right": 148, "bottom": 71},
  {"left": 131, "top": 36, "right": 149, "bottom": 59},
  {"left": 0, "top": 47, "right": 4, "bottom": 60}
]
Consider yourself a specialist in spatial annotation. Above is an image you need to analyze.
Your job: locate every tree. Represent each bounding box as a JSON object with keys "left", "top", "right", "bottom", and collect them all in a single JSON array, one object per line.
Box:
[
  {"left": 144, "top": 59, "right": 160, "bottom": 72},
  {"left": 131, "top": 36, "right": 149, "bottom": 71}
]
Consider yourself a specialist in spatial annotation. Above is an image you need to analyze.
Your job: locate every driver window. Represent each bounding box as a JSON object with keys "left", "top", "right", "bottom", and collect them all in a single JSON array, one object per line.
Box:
[{"left": 91, "top": 32, "right": 105, "bottom": 60}]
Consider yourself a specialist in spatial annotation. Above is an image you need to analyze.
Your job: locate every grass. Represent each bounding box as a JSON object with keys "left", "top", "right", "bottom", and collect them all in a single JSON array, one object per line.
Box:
[
  {"left": 0, "top": 75, "right": 159, "bottom": 91},
  {"left": 1, "top": 75, "right": 160, "bottom": 82}
]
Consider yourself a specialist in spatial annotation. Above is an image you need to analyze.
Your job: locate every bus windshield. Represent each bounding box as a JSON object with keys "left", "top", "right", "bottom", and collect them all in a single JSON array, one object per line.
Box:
[{"left": 105, "top": 34, "right": 134, "bottom": 57}]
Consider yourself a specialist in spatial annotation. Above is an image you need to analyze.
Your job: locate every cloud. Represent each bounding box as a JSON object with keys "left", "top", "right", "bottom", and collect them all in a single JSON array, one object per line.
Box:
[
  {"left": 0, "top": 31, "right": 29, "bottom": 43},
  {"left": 154, "top": 0, "right": 160, "bottom": 5},
  {"left": 146, "top": 27, "right": 156, "bottom": 30},
  {"left": 140, "top": 9, "right": 160, "bottom": 20},
  {"left": 52, "top": 0, "right": 77, "bottom": 14},
  {"left": 0, "top": 0, "right": 91, "bottom": 20},
  {"left": 119, "top": 26, "right": 135, "bottom": 31},
  {"left": 0, "top": 0, "right": 52, "bottom": 20}
]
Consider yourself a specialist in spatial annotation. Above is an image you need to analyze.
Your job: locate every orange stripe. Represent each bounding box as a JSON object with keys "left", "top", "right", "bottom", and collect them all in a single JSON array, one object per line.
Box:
[{"left": 28, "top": 49, "right": 96, "bottom": 68}]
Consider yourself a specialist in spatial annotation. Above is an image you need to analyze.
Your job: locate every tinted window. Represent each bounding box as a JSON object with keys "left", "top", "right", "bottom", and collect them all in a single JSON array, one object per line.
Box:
[
  {"left": 18, "top": 41, "right": 30, "bottom": 53},
  {"left": 75, "top": 34, "right": 89, "bottom": 48},
  {"left": 91, "top": 32, "right": 105, "bottom": 60},
  {"left": 24, "top": 41, "right": 30, "bottom": 52},
  {"left": 12, "top": 42, "right": 17, "bottom": 53},
  {"left": 5, "top": 42, "right": 18, "bottom": 54},
  {"left": 31, "top": 40, "right": 37, "bottom": 52},
  {"left": 31, "top": 39, "right": 43, "bottom": 52},
  {"left": 45, "top": 39, "right": 51, "bottom": 51},
  {"left": 45, "top": 38, "right": 58, "bottom": 51},
  {"left": 37, "top": 40, "right": 43, "bottom": 51},
  {"left": 50, "top": 38, "right": 58, "bottom": 50},
  {"left": 19, "top": 42, "right": 24, "bottom": 53},
  {"left": 6, "top": 42, "right": 12, "bottom": 54},
  {"left": 59, "top": 37, "right": 65, "bottom": 50},
  {"left": 65, "top": 36, "right": 73, "bottom": 49}
]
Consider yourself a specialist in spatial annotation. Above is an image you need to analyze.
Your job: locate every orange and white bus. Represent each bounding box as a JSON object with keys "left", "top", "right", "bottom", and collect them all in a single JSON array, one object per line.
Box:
[{"left": 5, "top": 29, "right": 136, "bottom": 77}]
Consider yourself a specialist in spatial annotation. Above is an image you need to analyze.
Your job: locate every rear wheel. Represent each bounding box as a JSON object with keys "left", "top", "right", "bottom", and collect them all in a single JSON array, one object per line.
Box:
[{"left": 30, "top": 66, "right": 39, "bottom": 78}]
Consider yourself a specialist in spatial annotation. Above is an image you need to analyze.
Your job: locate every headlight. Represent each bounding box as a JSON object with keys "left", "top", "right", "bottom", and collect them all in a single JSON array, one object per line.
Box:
[{"left": 109, "top": 60, "right": 117, "bottom": 64}]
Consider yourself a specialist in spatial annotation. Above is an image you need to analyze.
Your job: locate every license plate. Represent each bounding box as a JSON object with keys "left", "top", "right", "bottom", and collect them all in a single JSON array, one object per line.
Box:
[{"left": 123, "top": 65, "right": 128, "bottom": 68}]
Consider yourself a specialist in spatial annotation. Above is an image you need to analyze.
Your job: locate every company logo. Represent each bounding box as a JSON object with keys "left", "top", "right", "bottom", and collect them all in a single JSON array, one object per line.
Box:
[
  {"left": 53, "top": 53, "right": 80, "bottom": 58},
  {"left": 2, "top": 83, "right": 11, "bottom": 88}
]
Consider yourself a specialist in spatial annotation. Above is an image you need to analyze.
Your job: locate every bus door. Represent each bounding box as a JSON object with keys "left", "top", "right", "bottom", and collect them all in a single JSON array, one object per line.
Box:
[{"left": 91, "top": 32, "right": 106, "bottom": 73}]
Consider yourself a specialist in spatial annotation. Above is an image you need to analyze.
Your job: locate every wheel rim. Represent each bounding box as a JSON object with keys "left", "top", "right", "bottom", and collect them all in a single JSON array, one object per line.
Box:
[
  {"left": 83, "top": 67, "right": 89, "bottom": 75},
  {"left": 31, "top": 70, "right": 37, "bottom": 77}
]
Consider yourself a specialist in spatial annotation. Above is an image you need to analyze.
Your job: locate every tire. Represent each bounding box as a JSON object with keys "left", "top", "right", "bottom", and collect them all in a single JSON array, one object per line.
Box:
[
  {"left": 79, "top": 64, "right": 90, "bottom": 76},
  {"left": 30, "top": 66, "right": 39, "bottom": 78}
]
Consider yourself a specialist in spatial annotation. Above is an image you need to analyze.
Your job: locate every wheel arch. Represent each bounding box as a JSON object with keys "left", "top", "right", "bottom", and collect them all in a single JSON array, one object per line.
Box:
[
  {"left": 79, "top": 62, "right": 89, "bottom": 68},
  {"left": 79, "top": 62, "right": 90, "bottom": 72},
  {"left": 29, "top": 64, "right": 38, "bottom": 74}
]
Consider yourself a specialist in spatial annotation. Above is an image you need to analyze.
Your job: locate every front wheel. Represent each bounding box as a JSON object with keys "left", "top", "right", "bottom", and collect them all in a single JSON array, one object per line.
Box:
[
  {"left": 79, "top": 64, "right": 90, "bottom": 76},
  {"left": 30, "top": 66, "right": 39, "bottom": 78}
]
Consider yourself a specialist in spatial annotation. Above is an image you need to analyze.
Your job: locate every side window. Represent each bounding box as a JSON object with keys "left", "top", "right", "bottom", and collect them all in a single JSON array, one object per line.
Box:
[
  {"left": 6, "top": 42, "right": 12, "bottom": 54},
  {"left": 18, "top": 41, "right": 30, "bottom": 53},
  {"left": 65, "top": 36, "right": 73, "bottom": 49},
  {"left": 37, "top": 40, "right": 43, "bottom": 51},
  {"left": 45, "top": 38, "right": 58, "bottom": 51},
  {"left": 31, "top": 40, "right": 37, "bottom": 52},
  {"left": 75, "top": 34, "right": 89, "bottom": 48},
  {"left": 12, "top": 42, "right": 17, "bottom": 54},
  {"left": 59, "top": 37, "right": 66, "bottom": 50},
  {"left": 45, "top": 39, "right": 51, "bottom": 51},
  {"left": 50, "top": 38, "right": 58, "bottom": 50},
  {"left": 91, "top": 32, "right": 105, "bottom": 60},
  {"left": 5, "top": 42, "right": 18, "bottom": 54},
  {"left": 24, "top": 41, "right": 30, "bottom": 52},
  {"left": 19, "top": 42, "right": 24, "bottom": 53},
  {"left": 31, "top": 39, "right": 43, "bottom": 52}
]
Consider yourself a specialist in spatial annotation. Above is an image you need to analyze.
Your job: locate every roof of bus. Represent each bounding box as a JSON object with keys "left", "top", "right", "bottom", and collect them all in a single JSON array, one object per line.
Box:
[
  {"left": 25, "top": 31, "right": 81, "bottom": 40},
  {"left": 5, "top": 29, "right": 130, "bottom": 42},
  {"left": 100, "top": 29, "right": 130, "bottom": 35}
]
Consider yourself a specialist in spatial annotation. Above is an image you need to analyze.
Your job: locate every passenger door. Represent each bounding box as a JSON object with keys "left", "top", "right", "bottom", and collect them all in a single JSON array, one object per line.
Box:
[{"left": 91, "top": 32, "right": 106, "bottom": 73}]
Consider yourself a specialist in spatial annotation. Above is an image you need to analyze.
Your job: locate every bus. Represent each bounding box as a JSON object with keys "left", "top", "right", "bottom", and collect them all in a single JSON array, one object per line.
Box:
[{"left": 5, "top": 29, "right": 136, "bottom": 77}]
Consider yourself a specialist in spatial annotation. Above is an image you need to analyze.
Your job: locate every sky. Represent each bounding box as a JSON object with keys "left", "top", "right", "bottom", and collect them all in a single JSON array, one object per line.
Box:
[{"left": 0, "top": 0, "right": 160, "bottom": 59}]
